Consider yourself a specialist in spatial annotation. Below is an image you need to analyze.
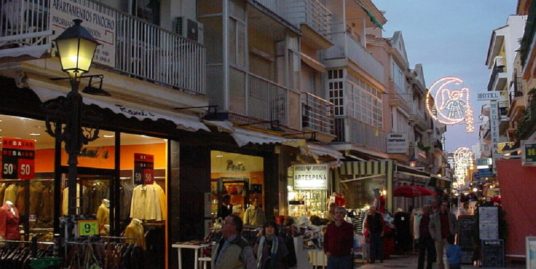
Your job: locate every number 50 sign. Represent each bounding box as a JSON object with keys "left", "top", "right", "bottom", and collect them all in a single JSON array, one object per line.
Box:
[{"left": 1, "top": 138, "right": 35, "bottom": 180}]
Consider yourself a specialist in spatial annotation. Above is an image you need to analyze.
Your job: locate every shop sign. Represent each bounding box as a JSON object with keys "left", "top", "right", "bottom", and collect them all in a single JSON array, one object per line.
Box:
[
  {"left": 1, "top": 138, "right": 35, "bottom": 180},
  {"left": 78, "top": 220, "right": 98, "bottom": 236},
  {"left": 50, "top": 0, "right": 116, "bottom": 67},
  {"left": 293, "top": 164, "right": 328, "bottom": 190},
  {"left": 134, "top": 153, "right": 154, "bottom": 184},
  {"left": 521, "top": 140, "right": 536, "bottom": 166},
  {"left": 386, "top": 133, "right": 408, "bottom": 154}
]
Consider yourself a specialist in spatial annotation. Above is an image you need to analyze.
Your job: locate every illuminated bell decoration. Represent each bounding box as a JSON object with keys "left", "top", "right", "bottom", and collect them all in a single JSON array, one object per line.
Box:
[
  {"left": 55, "top": 19, "right": 99, "bottom": 79},
  {"left": 425, "top": 77, "right": 475, "bottom": 133}
]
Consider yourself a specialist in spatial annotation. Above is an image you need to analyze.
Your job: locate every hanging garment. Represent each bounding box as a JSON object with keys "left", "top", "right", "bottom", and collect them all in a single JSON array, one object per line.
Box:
[
  {"left": 62, "top": 184, "right": 84, "bottom": 216},
  {"left": 29, "top": 181, "right": 45, "bottom": 216},
  {"left": 0, "top": 203, "right": 20, "bottom": 240},
  {"left": 120, "top": 182, "right": 134, "bottom": 221},
  {"left": 15, "top": 184, "right": 26, "bottom": 215},
  {"left": 130, "top": 184, "right": 166, "bottom": 221},
  {"left": 39, "top": 184, "right": 54, "bottom": 225}
]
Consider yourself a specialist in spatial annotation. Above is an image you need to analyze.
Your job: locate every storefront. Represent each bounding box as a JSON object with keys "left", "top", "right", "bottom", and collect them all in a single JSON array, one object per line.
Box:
[
  {"left": 0, "top": 76, "right": 211, "bottom": 269},
  {"left": 287, "top": 163, "right": 330, "bottom": 218}
]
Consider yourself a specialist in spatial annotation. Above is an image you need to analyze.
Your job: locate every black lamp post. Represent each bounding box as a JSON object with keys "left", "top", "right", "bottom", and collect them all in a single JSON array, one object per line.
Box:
[{"left": 51, "top": 19, "right": 99, "bottom": 221}]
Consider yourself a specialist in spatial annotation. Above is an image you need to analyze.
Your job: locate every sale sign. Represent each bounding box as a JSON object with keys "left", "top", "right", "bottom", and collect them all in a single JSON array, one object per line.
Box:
[
  {"left": 1, "top": 138, "right": 35, "bottom": 180},
  {"left": 134, "top": 153, "right": 154, "bottom": 184}
]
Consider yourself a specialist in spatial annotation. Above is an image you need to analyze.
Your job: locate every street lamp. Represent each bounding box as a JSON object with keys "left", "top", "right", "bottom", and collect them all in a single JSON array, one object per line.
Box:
[{"left": 50, "top": 19, "right": 99, "bottom": 221}]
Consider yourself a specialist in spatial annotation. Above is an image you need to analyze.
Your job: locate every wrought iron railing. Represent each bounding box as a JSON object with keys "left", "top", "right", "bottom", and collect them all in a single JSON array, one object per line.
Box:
[
  {"left": 0, "top": 0, "right": 205, "bottom": 95},
  {"left": 302, "top": 92, "right": 334, "bottom": 134}
]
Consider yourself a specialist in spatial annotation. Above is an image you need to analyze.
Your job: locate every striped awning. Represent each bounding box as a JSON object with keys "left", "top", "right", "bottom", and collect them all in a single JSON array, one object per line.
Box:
[{"left": 337, "top": 160, "right": 394, "bottom": 183}]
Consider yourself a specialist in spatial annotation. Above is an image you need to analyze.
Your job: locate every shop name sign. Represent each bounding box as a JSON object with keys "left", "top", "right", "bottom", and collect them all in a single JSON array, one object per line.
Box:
[
  {"left": 293, "top": 164, "right": 328, "bottom": 190},
  {"left": 386, "top": 133, "right": 408, "bottom": 154},
  {"left": 50, "top": 0, "right": 116, "bottom": 67},
  {"left": 1, "top": 138, "right": 35, "bottom": 180}
]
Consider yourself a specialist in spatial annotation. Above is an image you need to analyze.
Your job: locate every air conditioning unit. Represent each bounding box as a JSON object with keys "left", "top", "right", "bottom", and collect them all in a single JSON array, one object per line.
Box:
[{"left": 174, "top": 17, "right": 204, "bottom": 44}]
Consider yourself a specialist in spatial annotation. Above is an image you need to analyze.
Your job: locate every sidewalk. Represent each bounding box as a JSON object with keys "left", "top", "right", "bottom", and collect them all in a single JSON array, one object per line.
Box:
[{"left": 355, "top": 254, "right": 525, "bottom": 268}]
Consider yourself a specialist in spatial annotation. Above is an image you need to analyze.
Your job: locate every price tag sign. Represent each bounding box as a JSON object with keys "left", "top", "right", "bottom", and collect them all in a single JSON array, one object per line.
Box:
[
  {"left": 1, "top": 138, "right": 35, "bottom": 180},
  {"left": 78, "top": 220, "right": 98, "bottom": 236},
  {"left": 134, "top": 153, "right": 154, "bottom": 184}
]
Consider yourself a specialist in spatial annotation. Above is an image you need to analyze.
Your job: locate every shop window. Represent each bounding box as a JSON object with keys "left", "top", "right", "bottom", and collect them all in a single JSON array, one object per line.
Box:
[
  {"left": 210, "top": 150, "right": 264, "bottom": 223},
  {"left": 0, "top": 115, "right": 55, "bottom": 239}
]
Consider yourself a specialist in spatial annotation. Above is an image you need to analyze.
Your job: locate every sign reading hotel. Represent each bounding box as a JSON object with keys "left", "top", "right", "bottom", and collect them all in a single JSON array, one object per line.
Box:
[
  {"left": 1, "top": 138, "right": 35, "bottom": 180},
  {"left": 50, "top": 0, "right": 115, "bottom": 67},
  {"left": 134, "top": 153, "right": 154, "bottom": 184},
  {"left": 293, "top": 164, "right": 328, "bottom": 190},
  {"left": 386, "top": 133, "right": 408, "bottom": 154}
]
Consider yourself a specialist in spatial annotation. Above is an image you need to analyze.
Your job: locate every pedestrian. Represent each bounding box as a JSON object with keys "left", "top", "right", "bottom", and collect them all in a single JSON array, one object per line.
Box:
[
  {"left": 281, "top": 217, "right": 297, "bottom": 268},
  {"left": 430, "top": 201, "right": 457, "bottom": 269},
  {"left": 218, "top": 194, "right": 233, "bottom": 219},
  {"left": 446, "top": 235, "right": 462, "bottom": 269},
  {"left": 416, "top": 205, "right": 435, "bottom": 269},
  {"left": 212, "top": 214, "right": 257, "bottom": 269},
  {"left": 254, "top": 220, "right": 289, "bottom": 269},
  {"left": 323, "top": 206, "right": 354, "bottom": 269},
  {"left": 394, "top": 208, "right": 411, "bottom": 253},
  {"left": 244, "top": 198, "right": 266, "bottom": 227},
  {"left": 364, "top": 205, "right": 384, "bottom": 263}
]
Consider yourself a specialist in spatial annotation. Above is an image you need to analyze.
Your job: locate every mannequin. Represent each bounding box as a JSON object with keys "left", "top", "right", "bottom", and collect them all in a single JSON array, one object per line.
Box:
[
  {"left": 0, "top": 200, "right": 20, "bottom": 240},
  {"left": 96, "top": 199, "right": 110, "bottom": 235},
  {"left": 124, "top": 218, "right": 145, "bottom": 249}
]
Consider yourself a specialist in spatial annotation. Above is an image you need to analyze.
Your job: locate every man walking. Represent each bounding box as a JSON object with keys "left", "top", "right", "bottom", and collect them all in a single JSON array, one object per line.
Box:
[
  {"left": 364, "top": 205, "right": 384, "bottom": 263},
  {"left": 212, "top": 214, "right": 256, "bottom": 269},
  {"left": 417, "top": 205, "right": 435, "bottom": 269},
  {"left": 324, "top": 206, "right": 354, "bottom": 269},
  {"left": 430, "top": 201, "right": 457, "bottom": 269}
]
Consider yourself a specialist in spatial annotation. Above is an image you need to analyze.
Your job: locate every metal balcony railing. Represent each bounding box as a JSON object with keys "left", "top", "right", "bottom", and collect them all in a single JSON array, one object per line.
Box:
[
  {"left": 334, "top": 117, "right": 386, "bottom": 152},
  {"left": 0, "top": 0, "right": 206, "bottom": 95},
  {"left": 302, "top": 92, "right": 334, "bottom": 134},
  {"left": 248, "top": 73, "right": 291, "bottom": 126},
  {"left": 324, "top": 32, "right": 385, "bottom": 84},
  {"left": 278, "top": 0, "right": 332, "bottom": 37}
]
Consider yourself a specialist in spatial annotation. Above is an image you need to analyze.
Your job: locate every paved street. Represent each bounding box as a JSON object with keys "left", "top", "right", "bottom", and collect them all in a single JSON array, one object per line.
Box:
[{"left": 354, "top": 254, "right": 525, "bottom": 268}]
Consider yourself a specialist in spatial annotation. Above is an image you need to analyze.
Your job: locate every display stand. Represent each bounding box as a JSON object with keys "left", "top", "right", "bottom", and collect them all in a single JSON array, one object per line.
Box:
[{"left": 172, "top": 241, "right": 211, "bottom": 269}]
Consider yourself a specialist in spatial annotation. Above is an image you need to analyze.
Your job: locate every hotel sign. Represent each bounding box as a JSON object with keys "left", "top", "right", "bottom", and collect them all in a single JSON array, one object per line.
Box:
[
  {"left": 477, "top": 92, "right": 500, "bottom": 101},
  {"left": 50, "top": 0, "right": 116, "bottom": 67},
  {"left": 293, "top": 164, "right": 328, "bottom": 190},
  {"left": 386, "top": 133, "right": 408, "bottom": 154}
]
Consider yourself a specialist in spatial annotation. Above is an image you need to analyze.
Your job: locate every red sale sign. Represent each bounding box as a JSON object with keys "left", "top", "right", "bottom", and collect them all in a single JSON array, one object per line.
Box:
[
  {"left": 1, "top": 138, "right": 35, "bottom": 180},
  {"left": 134, "top": 153, "right": 154, "bottom": 184}
]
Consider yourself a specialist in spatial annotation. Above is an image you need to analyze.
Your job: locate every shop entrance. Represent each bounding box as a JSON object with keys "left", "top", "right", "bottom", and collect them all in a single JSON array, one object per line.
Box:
[{"left": 59, "top": 166, "right": 115, "bottom": 235}]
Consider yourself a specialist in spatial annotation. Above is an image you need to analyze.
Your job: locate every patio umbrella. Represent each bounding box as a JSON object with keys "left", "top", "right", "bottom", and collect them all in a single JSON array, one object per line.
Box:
[{"left": 393, "top": 185, "right": 435, "bottom": 198}]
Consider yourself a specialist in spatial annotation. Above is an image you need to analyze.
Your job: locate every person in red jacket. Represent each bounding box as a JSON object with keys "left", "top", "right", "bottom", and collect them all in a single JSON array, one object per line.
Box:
[
  {"left": 0, "top": 200, "right": 20, "bottom": 240},
  {"left": 323, "top": 206, "right": 354, "bottom": 269}
]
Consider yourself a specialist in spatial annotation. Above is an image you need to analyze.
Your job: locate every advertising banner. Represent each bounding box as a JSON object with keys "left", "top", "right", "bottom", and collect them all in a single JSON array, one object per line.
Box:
[
  {"left": 134, "top": 153, "right": 154, "bottom": 184},
  {"left": 1, "top": 138, "right": 35, "bottom": 180}
]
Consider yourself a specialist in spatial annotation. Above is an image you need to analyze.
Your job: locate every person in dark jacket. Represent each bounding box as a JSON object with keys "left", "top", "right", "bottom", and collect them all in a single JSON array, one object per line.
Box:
[
  {"left": 254, "top": 221, "right": 289, "bottom": 269},
  {"left": 323, "top": 206, "right": 354, "bottom": 269},
  {"left": 364, "top": 205, "right": 384, "bottom": 263}
]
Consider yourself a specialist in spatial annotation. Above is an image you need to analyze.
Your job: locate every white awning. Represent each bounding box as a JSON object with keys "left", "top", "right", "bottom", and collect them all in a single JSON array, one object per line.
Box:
[
  {"left": 203, "top": 120, "right": 235, "bottom": 133},
  {"left": 303, "top": 144, "right": 343, "bottom": 160},
  {"left": 231, "top": 128, "right": 302, "bottom": 147},
  {"left": 33, "top": 87, "right": 209, "bottom": 132}
]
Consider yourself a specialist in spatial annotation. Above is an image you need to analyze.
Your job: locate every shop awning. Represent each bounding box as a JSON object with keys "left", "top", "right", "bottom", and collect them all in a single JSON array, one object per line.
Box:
[
  {"left": 396, "top": 163, "right": 431, "bottom": 179},
  {"left": 230, "top": 128, "right": 303, "bottom": 147},
  {"left": 303, "top": 144, "right": 344, "bottom": 161},
  {"left": 203, "top": 120, "right": 235, "bottom": 133},
  {"left": 33, "top": 87, "right": 210, "bottom": 132},
  {"left": 337, "top": 159, "right": 394, "bottom": 183}
]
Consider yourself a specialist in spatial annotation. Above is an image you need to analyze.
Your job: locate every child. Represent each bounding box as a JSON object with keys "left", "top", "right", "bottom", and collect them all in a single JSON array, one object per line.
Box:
[{"left": 446, "top": 235, "right": 462, "bottom": 269}]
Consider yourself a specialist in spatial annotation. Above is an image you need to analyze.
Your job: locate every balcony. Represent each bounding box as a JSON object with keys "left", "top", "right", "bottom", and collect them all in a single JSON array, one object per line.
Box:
[
  {"left": 487, "top": 56, "right": 507, "bottom": 91},
  {"left": 334, "top": 117, "right": 386, "bottom": 152},
  {"left": 324, "top": 32, "right": 385, "bottom": 85},
  {"left": 247, "top": 73, "right": 300, "bottom": 128},
  {"left": 302, "top": 92, "right": 335, "bottom": 136},
  {"left": 0, "top": 0, "right": 205, "bottom": 95},
  {"left": 278, "top": 0, "right": 332, "bottom": 39}
]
